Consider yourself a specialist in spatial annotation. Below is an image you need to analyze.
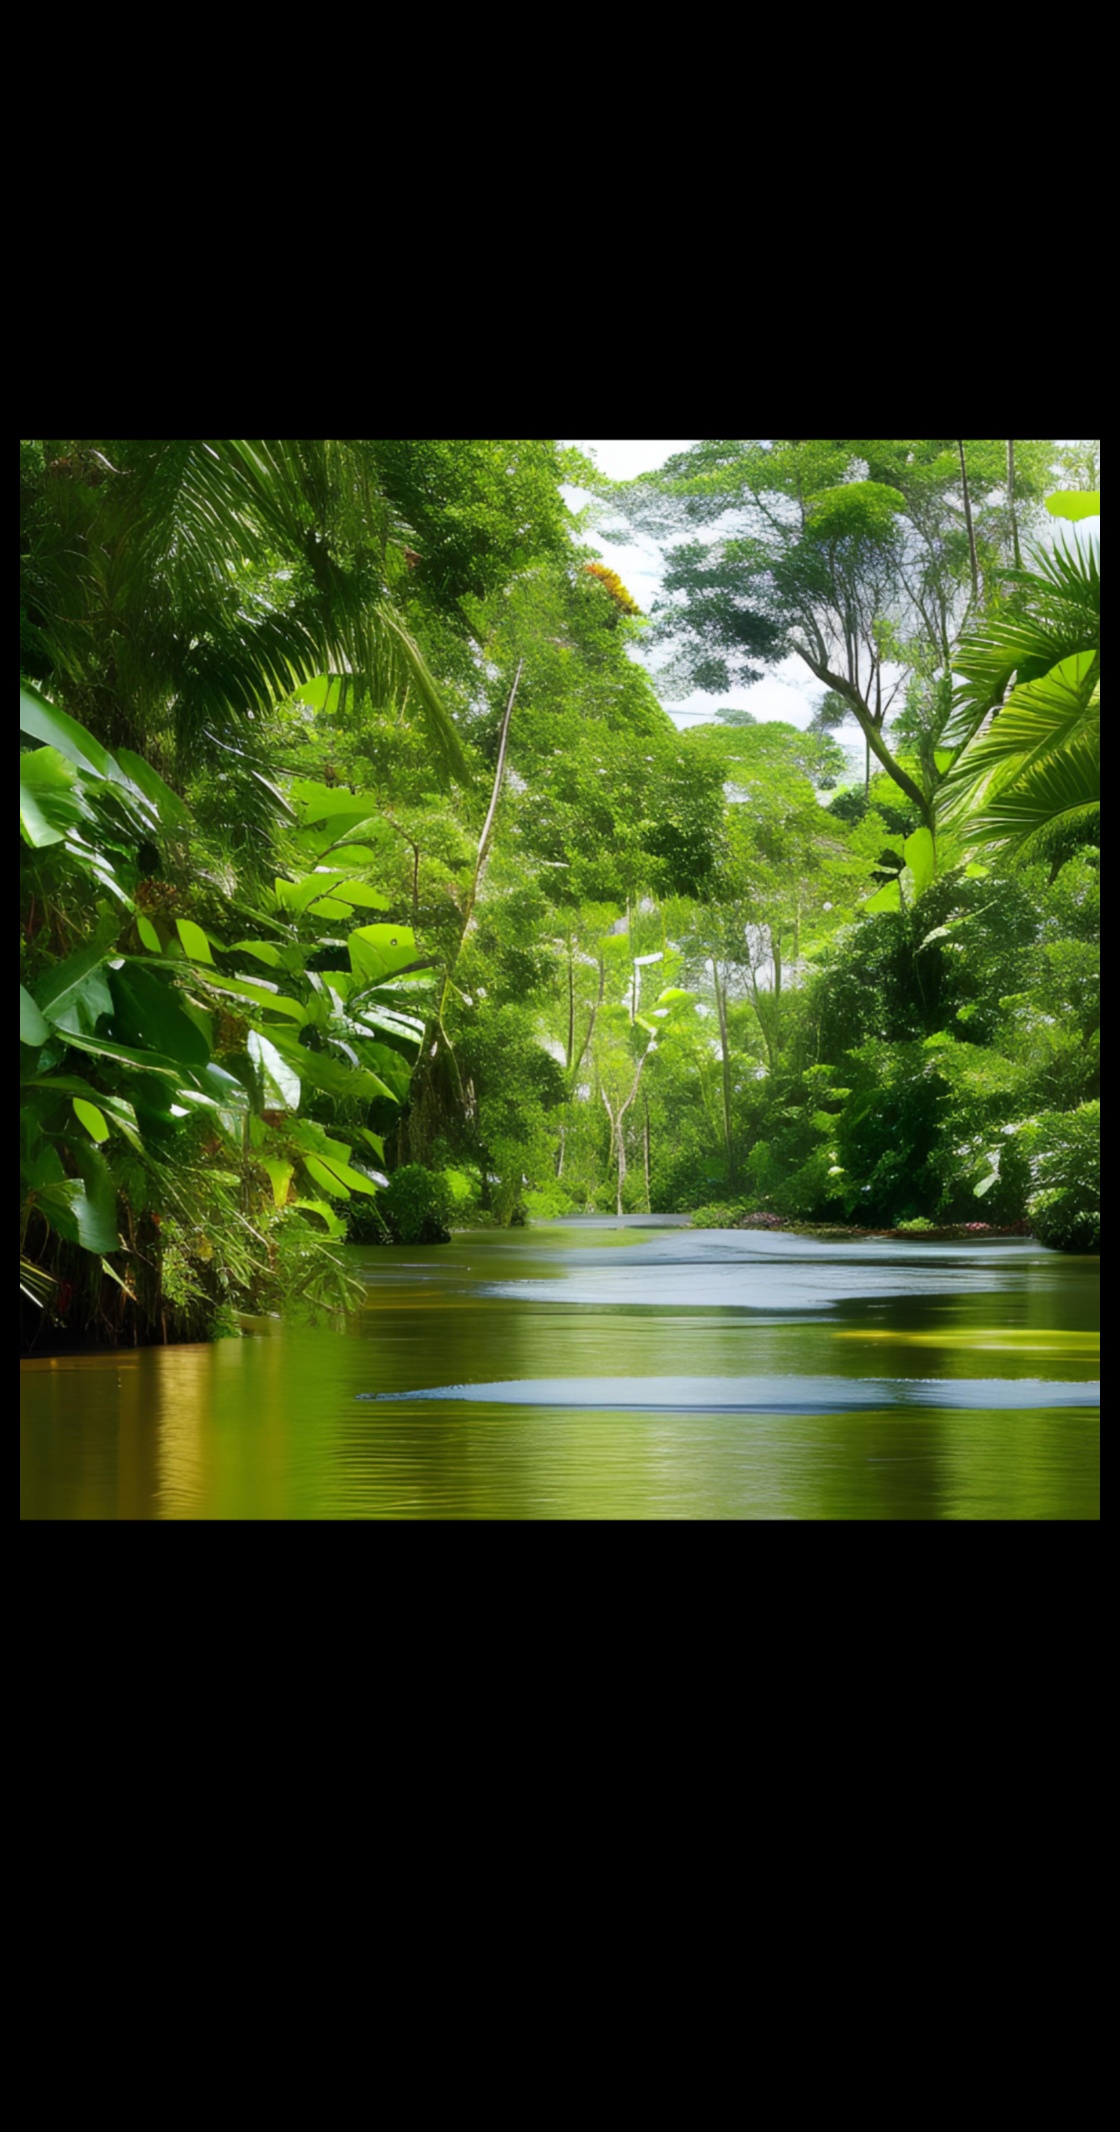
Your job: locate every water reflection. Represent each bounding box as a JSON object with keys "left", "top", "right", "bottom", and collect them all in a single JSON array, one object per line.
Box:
[
  {"left": 359, "top": 1373, "right": 1099, "bottom": 1411},
  {"left": 21, "top": 1221, "right": 1099, "bottom": 1519}
]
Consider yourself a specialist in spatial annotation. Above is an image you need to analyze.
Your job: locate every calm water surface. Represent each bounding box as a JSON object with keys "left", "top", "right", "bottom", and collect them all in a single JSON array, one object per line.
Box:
[{"left": 20, "top": 1218, "right": 1099, "bottom": 1518}]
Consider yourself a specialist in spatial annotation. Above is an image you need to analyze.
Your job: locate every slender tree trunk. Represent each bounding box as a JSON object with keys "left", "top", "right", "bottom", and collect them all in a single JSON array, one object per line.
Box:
[
  {"left": 601, "top": 1088, "right": 620, "bottom": 1213},
  {"left": 643, "top": 1094, "right": 652, "bottom": 1213},
  {"left": 749, "top": 968, "right": 780, "bottom": 1074},
  {"left": 958, "top": 439, "right": 980, "bottom": 606},
  {"left": 565, "top": 938, "right": 575, "bottom": 1072},
  {"left": 793, "top": 649, "right": 934, "bottom": 829},
  {"left": 713, "top": 963, "right": 736, "bottom": 1189},
  {"left": 430, "top": 659, "right": 523, "bottom": 1111},
  {"left": 442, "top": 659, "right": 522, "bottom": 1000},
  {"left": 570, "top": 955, "right": 605, "bottom": 1087},
  {"left": 603, "top": 1047, "right": 654, "bottom": 1216},
  {"left": 1006, "top": 440, "right": 1022, "bottom": 569}
]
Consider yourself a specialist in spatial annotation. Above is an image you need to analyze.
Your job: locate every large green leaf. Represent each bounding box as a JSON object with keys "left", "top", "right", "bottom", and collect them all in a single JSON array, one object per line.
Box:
[
  {"left": 33, "top": 915, "right": 119, "bottom": 1023},
  {"left": 328, "top": 880, "right": 392, "bottom": 910},
  {"left": 303, "top": 1153, "right": 380, "bottom": 1200},
  {"left": 266, "top": 1028, "right": 398, "bottom": 1105},
  {"left": 20, "top": 779, "right": 67, "bottom": 848},
  {"left": 273, "top": 870, "right": 392, "bottom": 919},
  {"left": 944, "top": 539, "right": 1099, "bottom": 748},
  {"left": 20, "top": 747, "right": 92, "bottom": 846},
  {"left": 292, "top": 1198, "right": 348, "bottom": 1236},
  {"left": 963, "top": 731, "right": 1100, "bottom": 853},
  {"left": 71, "top": 1142, "right": 119, "bottom": 1252},
  {"left": 31, "top": 1078, "right": 145, "bottom": 1151},
  {"left": 352, "top": 1040, "right": 413, "bottom": 1098},
  {"left": 903, "top": 826, "right": 935, "bottom": 896},
  {"left": 20, "top": 681, "right": 115, "bottom": 778},
  {"left": 175, "top": 917, "right": 215, "bottom": 964},
  {"left": 116, "top": 748, "right": 191, "bottom": 829},
  {"left": 207, "top": 973, "right": 308, "bottom": 1023},
  {"left": 20, "top": 985, "right": 50, "bottom": 1046},
  {"left": 302, "top": 836, "right": 392, "bottom": 870},
  {"left": 274, "top": 872, "right": 346, "bottom": 917},
  {"left": 73, "top": 1097, "right": 110, "bottom": 1143},
  {"left": 863, "top": 879, "right": 902, "bottom": 914},
  {"left": 347, "top": 923, "right": 419, "bottom": 986},
  {"left": 260, "top": 1157, "right": 295, "bottom": 1209},
  {"left": 941, "top": 532, "right": 1101, "bottom": 855},
  {"left": 230, "top": 939, "right": 302, "bottom": 971},
  {"left": 348, "top": 1003, "right": 426, "bottom": 1043},
  {"left": 941, "top": 648, "right": 1099, "bottom": 852},
  {"left": 21, "top": 1135, "right": 66, "bottom": 1191},
  {"left": 57, "top": 834, "right": 134, "bottom": 905},
  {"left": 107, "top": 965, "right": 212, "bottom": 1068},
  {"left": 288, "top": 779, "right": 382, "bottom": 824},
  {"left": 247, "top": 1029, "right": 302, "bottom": 1110},
  {"left": 42, "top": 1030, "right": 181, "bottom": 1076}
]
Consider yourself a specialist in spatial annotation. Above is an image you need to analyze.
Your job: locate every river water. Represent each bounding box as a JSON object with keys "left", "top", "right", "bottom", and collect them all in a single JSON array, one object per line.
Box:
[{"left": 20, "top": 1218, "right": 1099, "bottom": 1518}]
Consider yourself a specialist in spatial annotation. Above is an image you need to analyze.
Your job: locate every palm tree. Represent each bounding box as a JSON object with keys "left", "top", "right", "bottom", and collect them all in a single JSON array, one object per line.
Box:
[
  {"left": 20, "top": 440, "right": 471, "bottom": 783},
  {"left": 938, "top": 531, "right": 1100, "bottom": 862}
]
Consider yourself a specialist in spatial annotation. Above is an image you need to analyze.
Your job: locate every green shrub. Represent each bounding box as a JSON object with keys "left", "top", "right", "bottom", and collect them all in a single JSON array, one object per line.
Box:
[
  {"left": 357, "top": 1164, "right": 452, "bottom": 1245},
  {"left": 1020, "top": 1102, "right": 1100, "bottom": 1251},
  {"left": 523, "top": 1182, "right": 575, "bottom": 1220},
  {"left": 690, "top": 1203, "right": 748, "bottom": 1229}
]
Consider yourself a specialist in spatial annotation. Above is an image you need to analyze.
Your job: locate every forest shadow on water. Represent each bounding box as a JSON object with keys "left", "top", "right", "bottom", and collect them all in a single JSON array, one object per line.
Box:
[{"left": 20, "top": 1221, "right": 1099, "bottom": 1518}]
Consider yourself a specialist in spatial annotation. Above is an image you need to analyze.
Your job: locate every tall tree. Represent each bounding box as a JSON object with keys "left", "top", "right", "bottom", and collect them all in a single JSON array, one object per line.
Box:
[{"left": 606, "top": 440, "right": 1055, "bottom": 835}]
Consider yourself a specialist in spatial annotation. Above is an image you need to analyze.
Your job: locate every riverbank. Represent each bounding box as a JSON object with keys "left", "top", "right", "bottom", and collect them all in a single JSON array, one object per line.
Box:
[{"left": 690, "top": 1211, "right": 1042, "bottom": 1243}]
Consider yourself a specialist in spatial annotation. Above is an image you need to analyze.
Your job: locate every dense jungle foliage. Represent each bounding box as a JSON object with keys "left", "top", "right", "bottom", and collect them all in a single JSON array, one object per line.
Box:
[{"left": 19, "top": 439, "right": 1100, "bottom": 1348}]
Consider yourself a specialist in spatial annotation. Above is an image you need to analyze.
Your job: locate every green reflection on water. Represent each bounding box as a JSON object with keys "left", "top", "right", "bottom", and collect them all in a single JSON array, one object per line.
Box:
[{"left": 20, "top": 1224, "right": 1099, "bottom": 1519}]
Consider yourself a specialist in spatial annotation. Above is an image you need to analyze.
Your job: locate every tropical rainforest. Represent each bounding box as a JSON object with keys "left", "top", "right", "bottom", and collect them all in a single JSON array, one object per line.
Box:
[{"left": 19, "top": 439, "right": 1100, "bottom": 1350}]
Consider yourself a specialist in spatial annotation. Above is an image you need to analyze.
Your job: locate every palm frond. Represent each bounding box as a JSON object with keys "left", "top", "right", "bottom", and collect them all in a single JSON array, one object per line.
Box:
[
  {"left": 940, "top": 649, "right": 1099, "bottom": 857},
  {"left": 961, "top": 739, "right": 1100, "bottom": 860},
  {"left": 24, "top": 441, "right": 472, "bottom": 785},
  {"left": 943, "top": 534, "right": 1100, "bottom": 748}
]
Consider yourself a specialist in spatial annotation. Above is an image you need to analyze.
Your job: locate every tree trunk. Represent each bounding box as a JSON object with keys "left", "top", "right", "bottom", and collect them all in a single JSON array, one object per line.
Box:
[
  {"left": 1006, "top": 440, "right": 1022, "bottom": 569},
  {"left": 601, "top": 1088, "right": 621, "bottom": 1214},
  {"left": 571, "top": 955, "right": 606, "bottom": 1087},
  {"left": 713, "top": 963, "right": 736, "bottom": 1188},
  {"left": 793, "top": 649, "right": 934, "bottom": 829},
  {"left": 604, "top": 1046, "right": 654, "bottom": 1216},
  {"left": 958, "top": 440, "right": 980, "bottom": 607}
]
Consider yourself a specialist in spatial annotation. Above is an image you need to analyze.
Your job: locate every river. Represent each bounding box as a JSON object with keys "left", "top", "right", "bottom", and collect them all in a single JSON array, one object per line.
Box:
[{"left": 20, "top": 1218, "right": 1099, "bottom": 1518}]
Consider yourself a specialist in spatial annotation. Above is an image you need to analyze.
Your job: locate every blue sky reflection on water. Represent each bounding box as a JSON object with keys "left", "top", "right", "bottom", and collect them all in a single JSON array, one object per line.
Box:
[{"left": 362, "top": 1373, "right": 1098, "bottom": 1413}]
